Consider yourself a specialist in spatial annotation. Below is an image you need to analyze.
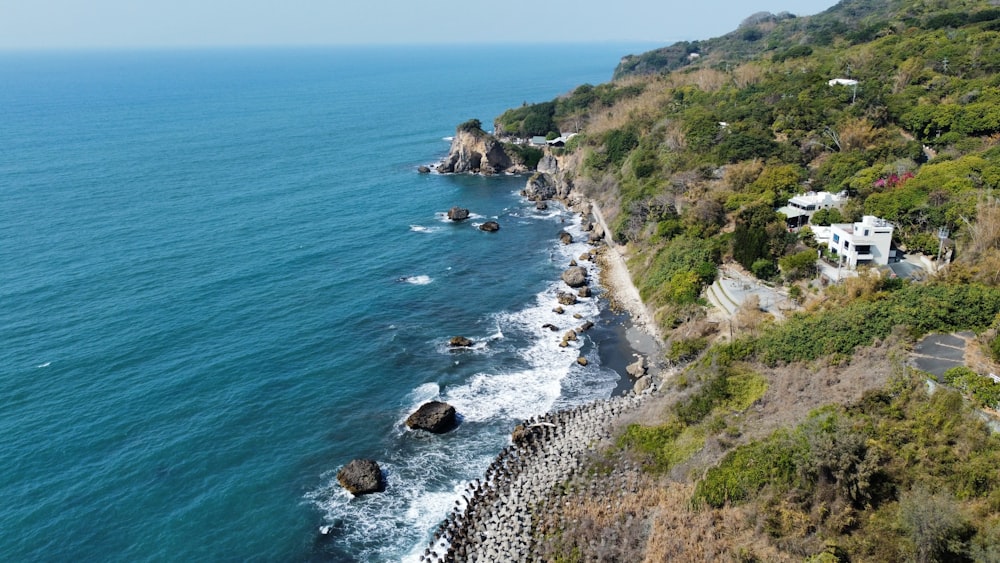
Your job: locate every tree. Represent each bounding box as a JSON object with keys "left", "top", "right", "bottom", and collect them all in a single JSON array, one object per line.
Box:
[
  {"left": 733, "top": 205, "right": 787, "bottom": 271},
  {"left": 780, "top": 249, "right": 819, "bottom": 282},
  {"left": 897, "top": 487, "right": 971, "bottom": 563}
]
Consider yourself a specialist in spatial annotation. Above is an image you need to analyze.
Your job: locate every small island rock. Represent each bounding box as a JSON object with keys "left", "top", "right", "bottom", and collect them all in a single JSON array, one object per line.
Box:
[
  {"left": 406, "top": 401, "right": 458, "bottom": 434},
  {"left": 417, "top": 165, "right": 431, "bottom": 174},
  {"left": 558, "top": 231, "right": 573, "bottom": 245},
  {"left": 479, "top": 221, "right": 500, "bottom": 232},
  {"left": 337, "top": 459, "right": 385, "bottom": 495},
  {"left": 449, "top": 336, "right": 473, "bottom": 348},
  {"left": 447, "top": 207, "right": 470, "bottom": 221}
]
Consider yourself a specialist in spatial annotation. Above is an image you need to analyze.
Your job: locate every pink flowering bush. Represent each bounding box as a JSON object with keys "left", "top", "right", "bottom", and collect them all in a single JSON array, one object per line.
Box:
[{"left": 872, "top": 171, "right": 914, "bottom": 189}]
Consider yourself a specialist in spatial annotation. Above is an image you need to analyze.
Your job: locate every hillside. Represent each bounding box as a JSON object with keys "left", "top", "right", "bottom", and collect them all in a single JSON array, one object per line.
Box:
[{"left": 481, "top": 0, "right": 1000, "bottom": 560}]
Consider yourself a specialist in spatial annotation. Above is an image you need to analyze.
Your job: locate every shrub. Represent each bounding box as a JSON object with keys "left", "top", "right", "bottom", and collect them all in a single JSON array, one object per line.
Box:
[
  {"left": 457, "top": 118, "right": 483, "bottom": 133},
  {"left": 779, "top": 249, "right": 818, "bottom": 281}
]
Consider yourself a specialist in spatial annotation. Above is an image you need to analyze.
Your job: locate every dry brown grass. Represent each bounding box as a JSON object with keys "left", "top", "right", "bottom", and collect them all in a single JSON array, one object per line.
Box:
[{"left": 732, "top": 63, "right": 765, "bottom": 89}]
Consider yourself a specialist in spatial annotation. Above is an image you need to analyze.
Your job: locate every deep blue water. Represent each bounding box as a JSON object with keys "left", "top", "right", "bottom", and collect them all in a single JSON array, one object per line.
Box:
[{"left": 0, "top": 44, "right": 655, "bottom": 562}]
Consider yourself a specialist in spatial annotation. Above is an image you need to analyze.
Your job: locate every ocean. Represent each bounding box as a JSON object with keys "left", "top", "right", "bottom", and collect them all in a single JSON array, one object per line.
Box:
[{"left": 0, "top": 44, "right": 655, "bottom": 562}]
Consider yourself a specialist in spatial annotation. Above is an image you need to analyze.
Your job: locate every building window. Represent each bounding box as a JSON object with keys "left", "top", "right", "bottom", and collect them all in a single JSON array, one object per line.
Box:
[{"left": 833, "top": 233, "right": 840, "bottom": 243}]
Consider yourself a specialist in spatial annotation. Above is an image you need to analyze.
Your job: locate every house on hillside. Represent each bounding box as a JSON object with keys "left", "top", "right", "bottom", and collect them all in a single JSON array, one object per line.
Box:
[
  {"left": 829, "top": 215, "right": 895, "bottom": 268},
  {"left": 777, "top": 191, "right": 848, "bottom": 229}
]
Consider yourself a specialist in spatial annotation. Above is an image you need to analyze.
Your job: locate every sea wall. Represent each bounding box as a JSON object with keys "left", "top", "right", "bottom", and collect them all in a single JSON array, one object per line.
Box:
[{"left": 419, "top": 391, "right": 652, "bottom": 561}]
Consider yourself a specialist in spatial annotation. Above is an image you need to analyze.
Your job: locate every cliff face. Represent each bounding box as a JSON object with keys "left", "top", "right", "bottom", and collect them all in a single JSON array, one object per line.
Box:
[{"left": 438, "top": 129, "right": 515, "bottom": 174}]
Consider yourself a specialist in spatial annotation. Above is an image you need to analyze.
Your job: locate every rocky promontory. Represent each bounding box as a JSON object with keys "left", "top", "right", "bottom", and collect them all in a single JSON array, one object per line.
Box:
[{"left": 438, "top": 124, "right": 517, "bottom": 175}]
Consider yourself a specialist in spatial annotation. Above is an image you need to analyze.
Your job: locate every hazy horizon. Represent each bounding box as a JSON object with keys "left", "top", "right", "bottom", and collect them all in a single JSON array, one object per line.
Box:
[{"left": 2, "top": 0, "right": 839, "bottom": 51}]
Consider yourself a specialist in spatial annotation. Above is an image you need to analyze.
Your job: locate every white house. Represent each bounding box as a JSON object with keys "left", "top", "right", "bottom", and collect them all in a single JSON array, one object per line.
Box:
[
  {"left": 829, "top": 215, "right": 895, "bottom": 268},
  {"left": 776, "top": 190, "right": 848, "bottom": 228},
  {"left": 828, "top": 78, "right": 859, "bottom": 87}
]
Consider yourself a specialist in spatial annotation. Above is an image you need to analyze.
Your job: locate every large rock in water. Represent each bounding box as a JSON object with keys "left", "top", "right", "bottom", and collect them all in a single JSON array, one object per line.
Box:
[
  {"left": 337, "top": 459, "right": 385, "bottom": 495},
  {"left": 562, "top": 266, "right": 588, "bottom": 288},
  {"left": 479, "top": 221, "right": 500, "bottom": 232},
  {"left": 437, "top": 128, "right": 513, "bottom": 174},
  {"left": 406, "top": 401, "right": 458, "bottom": 433},
  {"left": 447, "top": 207, "right": 470, "bottom": 221}
]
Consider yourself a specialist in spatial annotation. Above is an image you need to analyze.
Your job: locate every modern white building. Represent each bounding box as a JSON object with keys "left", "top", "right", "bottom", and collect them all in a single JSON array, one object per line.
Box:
[
  {"left": 777, "top": 191, "right": 848, "bottom": 228},
  {"left": 829, "top": 215, "right": 895, "bottom": 268}
]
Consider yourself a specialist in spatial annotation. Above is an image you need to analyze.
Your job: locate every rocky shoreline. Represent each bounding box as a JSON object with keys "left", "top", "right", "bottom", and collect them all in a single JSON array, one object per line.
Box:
[{"left": 413, "top": 127, "right": 666, "bottom": 561}]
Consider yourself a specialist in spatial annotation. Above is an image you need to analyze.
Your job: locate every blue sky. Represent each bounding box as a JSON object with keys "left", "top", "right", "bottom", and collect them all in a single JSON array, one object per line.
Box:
[{"left": 1, "top": 0, "right": 840, "bottom": 50}]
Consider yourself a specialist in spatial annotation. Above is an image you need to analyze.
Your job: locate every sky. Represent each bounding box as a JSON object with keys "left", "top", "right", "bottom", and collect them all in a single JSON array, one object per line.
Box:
[{"left": 0, "top": 0, "right": 841, "bottom": 50}]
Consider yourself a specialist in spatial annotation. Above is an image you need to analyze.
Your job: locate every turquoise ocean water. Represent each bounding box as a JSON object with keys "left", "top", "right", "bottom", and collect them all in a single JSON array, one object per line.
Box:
[{"left": 0, "top": 45, "right": 655, "bottom": 561}]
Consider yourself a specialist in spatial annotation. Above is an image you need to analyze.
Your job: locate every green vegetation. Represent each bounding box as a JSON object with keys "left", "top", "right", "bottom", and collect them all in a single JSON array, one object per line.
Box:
[
  {"left": 943, "top": 366, "right": 1000, "bottom": 409},
  {"left": 692, "top": 378, "right": 1000, "bottom": 561},
  {"left": 753, "top": 282, "right": 1000, "bottom": 365},
  {"left": 457, "top": 118, "right": 483, "bottom": 133},
  {"left": 485, "top": 1, "right": 1000, "bottom": 559}
]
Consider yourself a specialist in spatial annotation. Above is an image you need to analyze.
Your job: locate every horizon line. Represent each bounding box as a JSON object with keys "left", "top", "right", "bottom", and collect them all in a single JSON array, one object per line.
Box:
[{"left": 0, "top": 39, "right": 678, "bottom": 55}]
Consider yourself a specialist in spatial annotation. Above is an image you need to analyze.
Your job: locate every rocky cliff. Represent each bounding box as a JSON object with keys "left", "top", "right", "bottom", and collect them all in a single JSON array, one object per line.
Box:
[{"left": 437, "top": 128, "right": 517, "bottom": 175}]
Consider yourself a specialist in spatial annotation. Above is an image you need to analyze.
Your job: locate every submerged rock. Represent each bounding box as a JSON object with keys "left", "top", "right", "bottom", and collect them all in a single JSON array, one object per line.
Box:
[
  {"left": 447, "top": 207, "right": 470, "bottom": 221},
  {"left": 417, "top": 165, "right": 431, "bottom": 174},
  {"left": 556, "top": 292, "right": 577, "bottom": 306},
  {"left": 337, "top": 459, "right": 385, "bottom": 495},
  {"left": 406, "top": 401, "right": 458, "bottom": 434}
]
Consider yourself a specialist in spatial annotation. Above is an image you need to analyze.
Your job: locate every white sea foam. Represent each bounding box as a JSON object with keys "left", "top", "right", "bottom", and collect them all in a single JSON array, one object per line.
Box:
[
  {"left": 310, "top": 204, "right": 616, "bottom": 561},
  {"left": 409, "top": 224, "right": 438, "bottom": 233},
  {"left": 401, "top": 275, "right": 432, "bottom": 285},
  {"left": 36, "top": 361, "right": 50, "bottom": 368},
  {"left": 442, "top": 136, "right": 454, "bottom": 142}
]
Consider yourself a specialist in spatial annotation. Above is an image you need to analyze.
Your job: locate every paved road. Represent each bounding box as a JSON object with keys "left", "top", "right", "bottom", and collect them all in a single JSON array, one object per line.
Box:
[{"left": 911, "top": 332, "right": 974, "bottom": 380}]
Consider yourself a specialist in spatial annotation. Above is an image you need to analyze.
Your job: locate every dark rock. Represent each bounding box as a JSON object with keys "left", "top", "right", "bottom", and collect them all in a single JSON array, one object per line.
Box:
[
  {"left": 542, "top": 323, "right": 559, "bottom": 332},
  {"left": 535, "top": 201, "right": 549, "bottom": 211},
  {"left": 447, "top": 207, "right": 470, "bottom": 221},
  {"left": 573, "top": 313, "right": 583, "bottom": 319},
  {"left": 557, "top": 292, "right": 577, "bottom": 306},
  {"left": 406, "top": 401, "right": 458, "bottom": 433},
  {"left": 558, "top": 231, "right": 573, "bottom": 245},
  {"left": 562, "top": 266, "right": 588, "bottom": 288},
  {"left": 512, "top": 423, "right": 543, "bottom": 446},
  {"left": 578, "top": 286, "right": 592, "bottom": 298},
  {"left": 552, "top": 306, "right": 565, "bottom": 314},
  {"left": 563, "top": 330, "right": 578, "bottom": 342},
  {"left": 579, "top": 321, "right": 595, "bottom": 331},
  {"left": 337, "top": 459, "right": 385, "bottom": 495},
  {"left": 479, "top": 221, "right": 500, "bottom": 232},
  {"left": 417, "top": 165, "right": 431, "bottom": 174},
  {"left": 579, "top": 252, "right": 591, "bottom": 262},
  {"left": 577, "top": 357, "right": 589, "bottom": 366},
  {"left": 449, "top": 336, "right": 473, "bottom": 347}
]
